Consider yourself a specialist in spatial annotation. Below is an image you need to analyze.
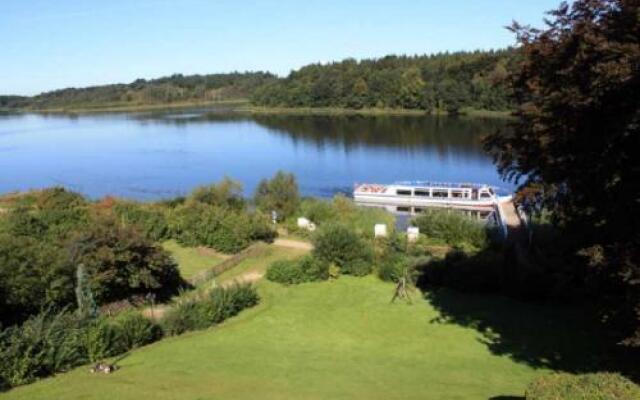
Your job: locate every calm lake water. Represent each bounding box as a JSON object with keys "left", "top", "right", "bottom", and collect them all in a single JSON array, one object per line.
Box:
[{"left": 0, "top": 109, "right": 512, "bottom": 200}]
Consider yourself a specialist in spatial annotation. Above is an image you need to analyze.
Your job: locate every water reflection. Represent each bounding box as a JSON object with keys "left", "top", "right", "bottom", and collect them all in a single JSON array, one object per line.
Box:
[{"left": 0, "top": 109, "right": 511, "bottom": 200}]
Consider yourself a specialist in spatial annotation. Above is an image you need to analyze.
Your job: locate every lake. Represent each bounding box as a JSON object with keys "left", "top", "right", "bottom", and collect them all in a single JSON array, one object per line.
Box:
[{"left": 0, "top": 109, "right": 512, "bottom": 200}]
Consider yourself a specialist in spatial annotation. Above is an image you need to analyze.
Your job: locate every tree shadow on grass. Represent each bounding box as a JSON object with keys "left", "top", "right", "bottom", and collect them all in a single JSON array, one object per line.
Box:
[{"left": 424, "top": 287, "right": 633, "bottom": 377}]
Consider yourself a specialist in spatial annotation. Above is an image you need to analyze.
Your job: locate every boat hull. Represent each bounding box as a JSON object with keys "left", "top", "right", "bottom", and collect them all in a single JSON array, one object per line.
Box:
[{"left": 353, "top": 193, "right": 501, "bottom": 210}]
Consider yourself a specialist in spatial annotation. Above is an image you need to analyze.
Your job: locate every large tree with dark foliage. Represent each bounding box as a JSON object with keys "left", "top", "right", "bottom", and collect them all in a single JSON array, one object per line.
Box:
[{"left": 485, "top": 0, "right": 639, "bottom": 346}]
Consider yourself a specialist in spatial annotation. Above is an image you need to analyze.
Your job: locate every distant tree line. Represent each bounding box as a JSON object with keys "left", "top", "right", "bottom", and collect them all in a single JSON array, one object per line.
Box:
[
  {"left": 251, "top": 50, "right": 518, "bottom": 113},
  {"left": 0, "top": 72, "right": 277, "bottom": 110},
  {"left": 1, "top": 50, "right": 518, "bottom": 113}
]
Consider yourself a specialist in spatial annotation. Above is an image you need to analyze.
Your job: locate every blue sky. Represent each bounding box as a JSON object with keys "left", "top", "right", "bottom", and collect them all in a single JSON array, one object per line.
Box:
[{"left": 0, "top": 0, "right": 561, "bottom": 96}]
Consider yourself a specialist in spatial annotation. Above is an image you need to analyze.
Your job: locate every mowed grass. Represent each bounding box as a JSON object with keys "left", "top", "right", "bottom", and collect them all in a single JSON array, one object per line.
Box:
[
  {"left": 1, "top": 274, "right": 564, "bottom": 400},
  {"left": 162, "top": 240, "right": 225, "bottom": 280},
  {"left": 216, "top": 244, "right": 309, "bottom": 283}
]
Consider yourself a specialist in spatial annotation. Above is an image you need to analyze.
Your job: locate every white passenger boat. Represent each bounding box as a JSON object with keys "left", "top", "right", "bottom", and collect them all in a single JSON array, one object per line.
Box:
[{"left": 353, "top": 181, "right": 512, "bottom": 210}]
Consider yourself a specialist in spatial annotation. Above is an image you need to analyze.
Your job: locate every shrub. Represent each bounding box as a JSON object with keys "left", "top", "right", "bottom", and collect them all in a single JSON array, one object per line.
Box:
[
  {"left": 266, "top": 255, "right": 330, "bottom": 284},
  {"left": 84, "top": 318, "right": 122, "bottom": 362},
  {"left": 162, "top": 283, "right": 259, "bottom": 336},
  {"left": 68, "top": 217, "right": 184, "bottom": 304},
  {"left": 189, "top": 178, "right": 245, "bottom": 211},
  {"left": 113, "top": 201, "right": 170, "bottom": 241},
  {"left": 378, "top": 255, "right": 410, "bottom": 282},
  {"left": 0, "top": 311, "right": 86, "bottom": 388},
  {"left": 113, "top": 312, "right": 162, "bottom": 350},
  {"left": 313, "top": 223, "right": 374, "bottom": 275},
  {"left": 266, "top": 260, "right": 305, "bottom": 284},
  {"left": 169, "top": 202, "right": 254, "bottom": 253},
  {"left": 254, "top": 171, "right": 300, "bottom": 220},
  {"left": 525, "top": 373, "right": 640, "bottom": 400},
  {"left": 411, "top": 209, "right": 488, "bottom": 249}
]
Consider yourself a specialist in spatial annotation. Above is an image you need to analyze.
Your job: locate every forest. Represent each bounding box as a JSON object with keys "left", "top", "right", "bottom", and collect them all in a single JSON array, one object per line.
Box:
[
  {"left": 251, "top": 49, "right": 517, "bottom": 113},
  {"left": 1, "top": 50, "right": 517, "bottom": 113}
]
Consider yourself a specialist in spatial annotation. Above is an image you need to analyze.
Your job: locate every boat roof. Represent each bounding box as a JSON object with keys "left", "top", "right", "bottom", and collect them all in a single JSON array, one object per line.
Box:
[{"left": 391, "top": 181, "right": 489, "bottom": 189}]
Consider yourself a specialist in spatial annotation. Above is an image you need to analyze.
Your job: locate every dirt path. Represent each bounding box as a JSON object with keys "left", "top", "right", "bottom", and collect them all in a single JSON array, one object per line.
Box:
[
  {"left": 196, "top": 246, "right": 232, "bottom": 259},
  {"left": 273, "top": 238, "right": 313, "bottom": 251}
]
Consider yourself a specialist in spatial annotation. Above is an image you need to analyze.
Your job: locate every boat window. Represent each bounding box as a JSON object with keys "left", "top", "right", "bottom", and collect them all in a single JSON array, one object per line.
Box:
[
  {"left": 480, "top": 192, "right": 491, "bottom": 198},
  {"left": 396, "top": 189, "right": 412, "bottom": 196},
  {"left": 397, "top": 206, "right": 410, "bottom": 212},
  {"left": 432, "top": 190, "right": 448, "bottom": 198},
  {"left": 451, "top": 190, "right": 464, "bottom": 198},
  {"left": 414, "top": 189, "right": 430, "bottom": 197},
  {"left": 414, "top": 207, "right": 425, "bottom": 213}
]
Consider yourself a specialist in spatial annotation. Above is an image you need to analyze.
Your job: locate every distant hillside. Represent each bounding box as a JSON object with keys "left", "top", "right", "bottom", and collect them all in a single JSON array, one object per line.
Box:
[
  {"left": 2, "top": 49, "right": 519, "bottom": 113},
  {"left": 1, "top": 72, "right": 277, "bottom": 111},
  {"left": 251, "top": 49, "right": 518, "bottom": 113}
]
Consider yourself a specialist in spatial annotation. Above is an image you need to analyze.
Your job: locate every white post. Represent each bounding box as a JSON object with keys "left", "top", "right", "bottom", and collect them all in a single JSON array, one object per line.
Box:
[
  {"left": 407, "top": 226, "right": 419, "bottom": 242},
  {"left": 374, "top": 224, "right": 387, "bottom": 238}
]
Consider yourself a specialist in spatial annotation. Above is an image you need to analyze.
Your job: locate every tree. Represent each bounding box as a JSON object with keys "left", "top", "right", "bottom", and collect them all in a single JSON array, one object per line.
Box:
[
  {"left": 484, "top": 0, "right": 640, "bottom": 346},
  {"left": 254, "top": 171, "right": 300, "bottom": 220}
]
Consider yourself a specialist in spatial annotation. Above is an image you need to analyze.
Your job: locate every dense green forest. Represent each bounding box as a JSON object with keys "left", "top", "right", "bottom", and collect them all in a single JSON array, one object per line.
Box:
[
  {"left": 0, "top": 72, "right": 277, "bottom": 111},
  {"left": 1, "top": 50, "right": 517, "bottom": 113},
  {"left": 251, "top": 50, "right": 517, "bottom": 113}
]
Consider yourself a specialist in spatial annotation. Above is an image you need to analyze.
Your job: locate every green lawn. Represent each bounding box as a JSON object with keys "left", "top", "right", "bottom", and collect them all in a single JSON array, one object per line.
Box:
[
  {"left": 215, "top": 244, "right": 308, "bottom": 283},
  {"left": 162, "top": 240, "right": 225, "bottom": 280},
  {"left": 1, "top": 271, "right": 597, "bottom": 399}
]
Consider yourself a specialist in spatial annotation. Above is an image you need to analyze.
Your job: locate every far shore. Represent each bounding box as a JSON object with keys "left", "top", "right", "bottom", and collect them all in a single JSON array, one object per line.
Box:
[{"left": 3, "top": 101, "right": 514, "bottom": 119}]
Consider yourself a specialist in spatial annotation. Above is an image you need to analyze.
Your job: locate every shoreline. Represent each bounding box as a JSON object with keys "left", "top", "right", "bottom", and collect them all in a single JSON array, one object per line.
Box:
[{"left": 3, "top": 101, "right": 514, "bottom": 119}]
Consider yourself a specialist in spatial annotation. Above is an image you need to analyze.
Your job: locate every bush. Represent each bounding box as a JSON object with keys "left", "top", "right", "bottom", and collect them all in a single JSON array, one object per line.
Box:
[
  {"left": 113, "top": 202, "right": 170, "bottom": 241},
  {"left": 84, "top": 318, "right": 122, "bottom": 362},
  {"left": 0, "top": 311, "right": 86, "bottom": 388},
  {"left": 113, "top": 312, "right": 162, "bottom": 351},
  {"left": 188, "top": 178, "right": 245, "bottom": 211},
  {"left": 254, "top": 171, "right": 300, "bottom": 220},
  {"left": 411, "top": 209, "right": 488, "bottom": 249},
  {"left": 378, "top": 255, "right": 410, "bottom": 282},
  {"left": 266, "top": 260, "right": 305, "bottom": 284},
  {"left": 162, "top": 283, "right": 259, "bottom": 336},
  {"left": 69, "top": 217, "right": 184, "bottom": 304},
  {"left": 525, "top": 373, "right": 640, "bottom": 400},
  {"left": 266, "top": 255, "right": 330, "bottom": 284},
  {"left": 0, "top": 309, "right": 163, "bottom": 390},
  {"left": 312, "top": 223, "right": 374, "bottom": 275},
  {"left": 169, "top": 202, "right": 254, "bottom": 253}
]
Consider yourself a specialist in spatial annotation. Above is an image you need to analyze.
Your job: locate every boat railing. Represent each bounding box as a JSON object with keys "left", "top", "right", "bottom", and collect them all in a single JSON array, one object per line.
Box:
[{"left": 394, "top": 180, "right": 489, "bottom": 189}]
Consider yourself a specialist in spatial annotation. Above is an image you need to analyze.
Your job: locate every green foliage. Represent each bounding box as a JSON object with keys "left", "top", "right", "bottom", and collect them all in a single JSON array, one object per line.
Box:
[
  {"left": 312, "top": 223, "right": 373, "bottom": 276},
  {"left": 113, "top": 201, "right": 170, "bottom": 241},
  {"left": 254, "top": 171, "right": 300, "bottom": 220},
  {"left": 525, "top": 373, "right": 640, "bottom": 400},
  {"left": 411, "top": 209, "right": 488, "bottom": 249},
  {"left": 0, "top": 311, "right": 86, "bottom": 388},
  {"left": 169, "top": 202, "right": 254, "bottom": 253},
  {"left": 0, "top": 309, "right": 164, "bottom": 390},
  {"left": 252, "top": 50, "right": 515, "bottom": 112},
  {"left": 162, "top": 283, "right": 259, "bottom": 336},
  {"left": 484, "top": 0, "right": 640, "bottom": 346},
  {"left": 6, "top": 72, "right": 277, "bottom": 111},
  {"left": 84, "top": 318, "right": 121, "bottom": 362},
  {"left": 377, "top": 255, "right": 410, "bottom": 282},
  {"left": 0, "top": 234, "right": 72, "bottom": 323},
  {"left": 266, "top": 255, "right": 329, "bottom": 284},
  {"left": 188, "top": 178, "right": 245, "bottom": 211},
  {"left": 112, "top": 312, "right": 162, "bottom": 351},
  {"left": 266, "top": 260, "right": 305, "bottom": 284},
  {"left": 68, "top": 217, "right": 184, "bottom": 304}
]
